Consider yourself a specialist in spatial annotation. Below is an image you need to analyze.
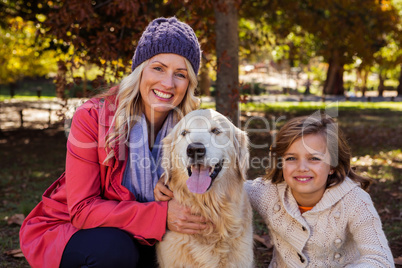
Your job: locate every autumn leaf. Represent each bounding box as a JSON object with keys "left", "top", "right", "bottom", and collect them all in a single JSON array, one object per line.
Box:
[
  {"left": 253, "top": 234, "right": 273, "bottom": 249},
  {"left": 5, "top": 248, "right": 25, "bottom": 258},
  {"left": 394, "top": 256, "right": 402, "bottom": 265},
  {"left": 6, "top": 214, "right": 25, "bottom": 226}
]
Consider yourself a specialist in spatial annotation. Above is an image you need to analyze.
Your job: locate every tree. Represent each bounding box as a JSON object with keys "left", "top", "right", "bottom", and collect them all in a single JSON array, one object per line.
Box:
[
  {"left": 373, "top": 37, "right": 402, "bottom": 96},
  {"left": 3, "top": 0, "right": 216, "bottom": 97},
  {"left": 242, "top": 0, "right": 400, "bottom": 95},
  {"left": 397, "top": 68, "right": 402, "bottom": 96},
  {"left": 392, "top": 0, "right": 402, "bottom": 96},
  {"left": 42, "top": 1, "right": 164, "bottom": 77},
  {"left": 0, "top": 16, "right": 58, "bottom": 85},
  {"left": 49, "top": 0, "right": 242, "bottom": 122},
  {"left": 368, "top": 0, "right": 402, "bottom": 97},
  {"left": 213, "top": 0, "right": 240, "bottom": 125},
  {"left": 4, "top": 0, "right": 244, "bottom": 122},
  {"left": 1, "top": 0, "right": 166, "bottom": 96}
]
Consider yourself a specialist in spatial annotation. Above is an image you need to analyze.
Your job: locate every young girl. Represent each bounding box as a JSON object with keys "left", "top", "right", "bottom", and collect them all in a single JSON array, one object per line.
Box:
[{"left": 245, "top": 114, "right": 394, "bottom": 267}]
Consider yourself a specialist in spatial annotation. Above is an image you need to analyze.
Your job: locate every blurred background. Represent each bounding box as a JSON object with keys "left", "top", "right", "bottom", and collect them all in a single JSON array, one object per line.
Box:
[{"left": 0, "top": 0, "right": 401, "bottom": 267}]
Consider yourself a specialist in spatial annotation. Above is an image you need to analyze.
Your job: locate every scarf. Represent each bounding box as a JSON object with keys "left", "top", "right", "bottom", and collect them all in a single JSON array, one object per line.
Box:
[{"left": 122, "top": 112, "right": 174, "bottom": 202}]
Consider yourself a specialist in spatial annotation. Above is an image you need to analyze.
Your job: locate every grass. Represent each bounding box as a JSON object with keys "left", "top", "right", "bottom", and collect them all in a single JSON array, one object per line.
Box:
[
  {"left": 0, "top": 102, "right": 401, "bottom": 267},
  {"left": 0, "top": 79, "right": 56, "bottom": 98},
  {"left": 0, "top": 96, "right": 57, "bottom": 101},
  {"left": 241, "top": 101, "right": 402, "bottom": 112},
  {"left": 0, "top": 127, "right": 67, "bottom": 267},
  {"left": 203, "top": 101, "right": 402, "bottom": 156},
  {"left": 202, "top": 99, "right": 402, "bottom": 112},
  {"left": 0, "top": 78, "right": 100, "bottom": 101}
]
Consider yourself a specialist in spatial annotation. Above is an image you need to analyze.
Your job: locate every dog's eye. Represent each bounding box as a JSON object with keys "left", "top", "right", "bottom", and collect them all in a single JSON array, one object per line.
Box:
[
  {"left": 211, "top": 128, "right": 221, "bottom": 135},
  {"left": 181, "top": 130, "right": 189, "bottom": 136}
]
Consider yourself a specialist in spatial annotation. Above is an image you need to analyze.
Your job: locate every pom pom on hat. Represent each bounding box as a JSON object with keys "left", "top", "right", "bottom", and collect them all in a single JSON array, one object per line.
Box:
[{"left": 131, "top": 17, "right": 201, "bottom": 74}]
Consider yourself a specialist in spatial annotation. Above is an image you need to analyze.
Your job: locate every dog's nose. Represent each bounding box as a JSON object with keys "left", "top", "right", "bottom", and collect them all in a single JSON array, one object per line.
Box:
[{"left": 187, "top": 143, "right": 206, "bottom": 159}]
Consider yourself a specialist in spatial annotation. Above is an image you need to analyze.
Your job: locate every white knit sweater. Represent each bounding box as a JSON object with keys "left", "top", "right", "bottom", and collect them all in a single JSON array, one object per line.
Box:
[{"left": 245, "top": 177, "right": 394, "bottom": 268}]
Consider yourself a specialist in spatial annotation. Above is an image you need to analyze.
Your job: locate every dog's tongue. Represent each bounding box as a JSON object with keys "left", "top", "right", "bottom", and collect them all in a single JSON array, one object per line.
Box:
[{"left": 187, "top": 165, "right": 211, "bottom": 194}]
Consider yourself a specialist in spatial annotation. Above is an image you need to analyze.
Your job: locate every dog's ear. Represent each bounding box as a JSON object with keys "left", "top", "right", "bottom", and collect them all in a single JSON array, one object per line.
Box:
[
  {"left": 234, "top": 128, "right": 250, "bottom": 181},
  {"left": 161, "top": 133, "right": 173, "bottom": 185}
]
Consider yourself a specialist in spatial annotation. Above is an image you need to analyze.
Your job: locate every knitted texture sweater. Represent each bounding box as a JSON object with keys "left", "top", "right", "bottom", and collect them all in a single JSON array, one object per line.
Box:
[{"left": 245, "top": 177, "right": 394, "bottom": 268}]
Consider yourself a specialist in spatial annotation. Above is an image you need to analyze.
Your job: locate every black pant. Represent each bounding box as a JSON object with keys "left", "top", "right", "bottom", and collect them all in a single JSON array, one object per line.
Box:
[{"left": 60, "top": 227, "right": 157, "bottom": 268}]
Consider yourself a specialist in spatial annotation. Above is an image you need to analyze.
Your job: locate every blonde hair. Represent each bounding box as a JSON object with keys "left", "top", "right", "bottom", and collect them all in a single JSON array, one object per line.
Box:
[
  {"left": 265, "top": 114, "right": 370, "bottom": 190},
  {"left": 100, "top": 58, "right": 200, "bottom": 162}
]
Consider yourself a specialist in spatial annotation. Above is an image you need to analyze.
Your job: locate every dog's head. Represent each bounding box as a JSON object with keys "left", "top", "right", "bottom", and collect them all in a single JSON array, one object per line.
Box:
[{"left": 162, "top": 109, "right": 249, "bottom": 195}]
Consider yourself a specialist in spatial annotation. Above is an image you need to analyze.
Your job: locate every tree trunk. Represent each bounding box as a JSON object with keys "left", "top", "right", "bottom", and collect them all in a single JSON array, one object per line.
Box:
[
  {"left": 304, "top": 74, "right": 311, "bottom": 95},
  {"left": 361, "top": 70, "right": 368, "bottom": 97},
  {"left": 56, "top": 60, "right": 67, "bottom": 99},
  {"left": 323, "top": 50, "right": 344, "bottom": 95},
  {"left": 355, "top": 68, "right": 362, "bottom": 95},
  {"left": 199, "top": 56, "right": 210, "bottom": 96},
  {"left": 9, "top": 82, "right": 17, "bottom": 98},
  {"left": 378, "top": 70, "right": 385, "bottom": 97},
  {"left": 397, "top": 65, "right": 402, "bottom": 97},
  {"left": 213, "top": 0, "right": 240, "bottom": 126},
  {"left": 83, "top": 62, "right": 88, "bottom": 97}
]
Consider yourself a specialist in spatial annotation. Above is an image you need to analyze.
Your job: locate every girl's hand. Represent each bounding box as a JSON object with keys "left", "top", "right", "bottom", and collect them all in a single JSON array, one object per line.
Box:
[{"left": 154, "top": 174, "right": 174, "bottom": 201}]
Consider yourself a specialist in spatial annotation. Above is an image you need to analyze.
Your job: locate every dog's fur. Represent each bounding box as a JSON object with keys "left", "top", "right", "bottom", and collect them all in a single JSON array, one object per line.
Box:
[{"left": 156, "top": 109, "right": 254, "bottom": 268}]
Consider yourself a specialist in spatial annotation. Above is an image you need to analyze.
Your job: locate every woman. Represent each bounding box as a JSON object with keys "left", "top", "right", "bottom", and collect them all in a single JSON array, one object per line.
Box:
[{"left": 20, "top": 17, "right": 207, "bottom": 268}]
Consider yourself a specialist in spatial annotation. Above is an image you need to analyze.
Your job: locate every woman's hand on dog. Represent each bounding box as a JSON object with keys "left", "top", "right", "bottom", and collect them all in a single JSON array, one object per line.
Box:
[
  {"left": 154, "top": 175, "right": 174, "bottom": 201},
  {"left": 155, "top": 176, "right": 209, "bottom": 234},
  {"left": 167, "top": 198, "right": 208, "bottom": 234}
]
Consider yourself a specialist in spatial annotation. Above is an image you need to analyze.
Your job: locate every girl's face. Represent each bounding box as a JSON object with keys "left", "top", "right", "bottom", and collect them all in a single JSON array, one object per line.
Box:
[
  {"left": 140, "top": 53, "right": 190, "bottom": 121},
  {"left": 282, "top": 133, "right": 333, "bottom": 207}
]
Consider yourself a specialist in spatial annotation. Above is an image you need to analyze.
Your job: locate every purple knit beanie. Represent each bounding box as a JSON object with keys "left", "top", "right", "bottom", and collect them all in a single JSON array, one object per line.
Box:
[{"left": 131, "top": 17, "right": 201, "bottom": 74}]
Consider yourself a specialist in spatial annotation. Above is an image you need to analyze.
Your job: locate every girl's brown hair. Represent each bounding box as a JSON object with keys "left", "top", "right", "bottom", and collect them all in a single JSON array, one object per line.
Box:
[{"left": 264, "top": 113, "right": 370, "bottom": 190}]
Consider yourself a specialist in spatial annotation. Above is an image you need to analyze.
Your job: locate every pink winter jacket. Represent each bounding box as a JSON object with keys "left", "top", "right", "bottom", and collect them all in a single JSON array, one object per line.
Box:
[{"left": 19, "top": 93, "right": 168, "bottom": 268}]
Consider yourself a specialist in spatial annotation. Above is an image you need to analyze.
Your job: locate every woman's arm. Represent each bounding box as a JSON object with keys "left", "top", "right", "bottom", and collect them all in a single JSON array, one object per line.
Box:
[{"left": 65, "top": 104, "right": 168, "bottom": 243}]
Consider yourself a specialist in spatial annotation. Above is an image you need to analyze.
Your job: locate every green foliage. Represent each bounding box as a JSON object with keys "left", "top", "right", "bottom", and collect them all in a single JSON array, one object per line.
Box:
[
  {"left": 371, "top": 0, "right": 402, "bottom": 84},
  {"left": 239, "top": 18, "right": 274, "bottom": 62},
  {"left": 270, "top": 27, "right": 317, "bottom": 68}
]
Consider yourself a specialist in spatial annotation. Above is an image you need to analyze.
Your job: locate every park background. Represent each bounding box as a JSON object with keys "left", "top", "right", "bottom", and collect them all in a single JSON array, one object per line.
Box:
[{"left": 1, "top": 0, "right": 402, "bottom": 267}]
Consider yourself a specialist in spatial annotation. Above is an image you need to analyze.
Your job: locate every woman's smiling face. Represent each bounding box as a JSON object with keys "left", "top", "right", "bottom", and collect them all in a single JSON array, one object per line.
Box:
[
  {"left": 140, "top": 53, "right": 190, "bottom": 122},
  {"left": 282, "top": 133, "right": 333, "bottom": 207}
]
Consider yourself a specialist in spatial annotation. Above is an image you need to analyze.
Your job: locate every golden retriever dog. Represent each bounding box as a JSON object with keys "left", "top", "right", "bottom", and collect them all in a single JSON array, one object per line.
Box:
[{"left": 157, "top": 109, "right": 254, "bottom": 268}]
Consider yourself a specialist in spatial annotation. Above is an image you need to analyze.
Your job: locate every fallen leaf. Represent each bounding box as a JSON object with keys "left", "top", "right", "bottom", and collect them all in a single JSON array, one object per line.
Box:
[
  {"left": 7, "top": 214, "right": 25, "bottom": 226},
  {"left": 253, "top": 234, "right": 273, "bottom": 249},
  {"left": 5, "top": 248, "right": 25, "bottom": 258},
  {"left": 394, "top": 256, "right": 402, "bottom": 265},
  {"left": 378, "top": 208, "right": 391, "bottom": 214}
]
